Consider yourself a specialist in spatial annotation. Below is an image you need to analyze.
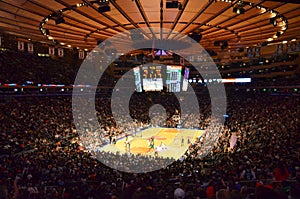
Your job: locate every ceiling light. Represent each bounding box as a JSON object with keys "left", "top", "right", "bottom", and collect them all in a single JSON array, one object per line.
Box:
[
  {"left": 276, "top": 31, "right": 282, "bottom": 37},
  {"left": 270, "top": 11, "right": 277, "bottom": 18},
  {"left": 55, "top": 16, "right": 65, "bottom": 25},
  {"left": 291, "top": 39, "right": 296, "bottom": 42},
  {"left": 282, "top": 41, "right": 287, "bottom": 44},
  {"left": 233, "top": 7, "right": 245, "bottom": 14},
  {"left": 267, "top": 38, "right": 273, "bottom": 42},
  {"left": 270, "top": 17, "right": 277, "bottom": 26},
  {"left": 260, "top": 7, "right": 266, "bottom": 13}
]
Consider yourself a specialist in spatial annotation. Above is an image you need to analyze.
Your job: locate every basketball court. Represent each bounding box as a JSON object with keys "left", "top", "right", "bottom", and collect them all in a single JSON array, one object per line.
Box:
[{"left": 100, "top": 127, "right": 204, "bottom": 160}]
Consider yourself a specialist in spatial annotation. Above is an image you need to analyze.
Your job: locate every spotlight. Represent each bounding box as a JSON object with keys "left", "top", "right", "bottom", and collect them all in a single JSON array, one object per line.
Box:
[
  {"left": 262, "top": 41, "right": 268, "bottom": 47},
  {"left": 166, "top": 1, "right": 180, "bottom": 9},
  {"left": 221, "top": 41, "right": 228, "bottom": 49},
  {"left": 96, "top": 0, "right": 110, "bottom": 13},
  {"left": 276, "top": 31, "right": 282, "bottom": 37},
  {"left": 55, "top": 17, "right": 65, "bottom": 25},
  {"left": 45, "top": 29, "right": 50, "bottom": 36},
  {"left": 238, "top": 48, "right": 244, "bottom": 52},
  {"left": 178, "top": 3, "right": 183, "bottom": 10},
  {"left": 53, "top": 40, "right": 59, "bottom": 45},
  {"left": 98, "top": 5, "right": 110, "bottom": 13},
  {"left": 233, "top": 7, "right": 245, "bottom": 14},
  {"left": 223, "top": 41, "right": 228, "bottom": 47},
  {"left": 214, "top": 41, "right": 220, "bottom": 46},
  {"left": 270, "top": 17, "right": 277, "bottom": 26},
  {"left": 189, "top": 32, "right": 202, "bottom": 42}
]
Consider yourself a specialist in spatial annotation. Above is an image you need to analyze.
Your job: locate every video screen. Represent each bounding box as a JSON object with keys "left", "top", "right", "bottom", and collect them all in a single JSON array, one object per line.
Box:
[
  {"left": 166, "top": 65, "right": 182, "bottom": 92},
  {"left": 182, "top": 67, "right": 190, "bottom": 91},
  {"left": 142, "top": 65, "right": 163, "bottom": 91},
  {"left": 133, "top": 66, "right": 142, "bottom": 92}
]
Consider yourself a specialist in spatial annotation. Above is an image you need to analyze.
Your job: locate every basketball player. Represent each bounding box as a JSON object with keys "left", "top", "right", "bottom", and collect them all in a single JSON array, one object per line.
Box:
[
  {"left": 148, "top": 137, "right": 154, "bottom": 152},
  {"left": 124, "top": 141, "right": 127, "bottom": 152},
  {"left": 126, "top": 141, "right": 131, "bottom": 153},
  {"left": 181, "top": 136, "right": 184, "bottom": 147},
  {"left": 187, "top": 136, "right": 191, "bottom": 145}
]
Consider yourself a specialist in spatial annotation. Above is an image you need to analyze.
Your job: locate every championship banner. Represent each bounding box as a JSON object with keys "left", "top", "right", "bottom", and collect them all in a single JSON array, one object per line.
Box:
[
  {"left": 28, "top": 43, "right": 34, "bottom": 53},
  {"left": 79, "top": 51, "right": 85, "bottom": 59},
  {"left": 85, "top": 52, "right": 93, "bottom": 62},
  {"left": 18, "top": 41, "right": 24, "bottom": 51},
  {"left": 287, "top": 43, "right": 292, "bottom": 53},
  {"left": 188, "top": 55, "right": 194, "bottom": 62},
  {"left": 255, "top": 47, "right": 260, "bottom": 57},
  {"left": 197, "top": 55, "right": 203, "bottom": 62},
  {"left": 277, "top": 44, "right": 283, "bottom": 54},
  {"left": 296, "top": 42, "right": 300, "bottom": 52},
  {"left": 49, "top": 46, "right": 55, "bottom": 56},
  {"left": 180, "top": 56, "right": 184, "bottom": 66},
  {"left": 58, "top": 48, "right": 64, "bottom": 57},
  {"left": 247, "top": 47, "right": 252, "bottom": 58}
]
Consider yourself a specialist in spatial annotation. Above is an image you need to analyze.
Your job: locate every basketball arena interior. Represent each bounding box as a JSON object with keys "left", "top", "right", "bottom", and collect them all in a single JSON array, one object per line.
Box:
[{"left": 0, "top": 0, "right": 300, "bottom": 198}]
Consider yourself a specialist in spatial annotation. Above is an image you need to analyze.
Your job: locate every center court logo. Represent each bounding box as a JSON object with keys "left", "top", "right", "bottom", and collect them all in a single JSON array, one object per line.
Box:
[{"left": 72, "top": 27, "right": 227, "bottom": 173}]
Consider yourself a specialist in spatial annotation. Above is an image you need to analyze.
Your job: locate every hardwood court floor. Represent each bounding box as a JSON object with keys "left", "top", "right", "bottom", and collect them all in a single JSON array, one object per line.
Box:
[{"left": 100, "top": 127, "right": 203, "bottom": 160}]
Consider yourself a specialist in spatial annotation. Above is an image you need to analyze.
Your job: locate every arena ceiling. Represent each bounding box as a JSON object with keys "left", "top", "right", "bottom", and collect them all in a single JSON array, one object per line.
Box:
[{"left": 0, "top": 0, "right": 299, "bottom": 52}]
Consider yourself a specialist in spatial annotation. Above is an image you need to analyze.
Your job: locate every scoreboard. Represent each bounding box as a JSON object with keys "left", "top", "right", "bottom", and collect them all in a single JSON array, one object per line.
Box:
[
  {"left": 133, "top": 66, "right": 142, "bottom": 92},
  {"left": 142, "top": 65, "right": 163, "bottom": 91},
  {"left": 166, "top": 65, "right": 182, "bottom": 92},
  {"left": 134, "top": 64, "right": 184, "bottom": 92},
  {"left": 182, "top": 67, "right": 190, "bottom": 91}
]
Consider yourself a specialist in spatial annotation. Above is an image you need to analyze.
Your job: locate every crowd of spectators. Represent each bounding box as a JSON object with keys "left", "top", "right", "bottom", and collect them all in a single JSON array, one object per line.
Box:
[
  {"left": 0, "top": 50, "right": 299, "bottom": 199},
  {"left": 0, "top": 89, "right": 299, "bottom": 199}
]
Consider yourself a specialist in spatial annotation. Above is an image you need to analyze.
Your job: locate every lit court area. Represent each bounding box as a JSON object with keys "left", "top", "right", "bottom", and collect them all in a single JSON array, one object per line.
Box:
[{"left": 100, "top": 127, "right": 204, "bottom": 160}]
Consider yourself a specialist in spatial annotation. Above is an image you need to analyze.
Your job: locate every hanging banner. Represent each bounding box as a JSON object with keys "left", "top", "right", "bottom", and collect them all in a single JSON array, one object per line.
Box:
[
  {"left": 58, "top": 48, "right": 64, "bottom": 57},
  {"left": 296, "top": 42, "right": 300, "bottom": 52},
  {"left": 188, "top": 55, "right": 194, "bottom": 62},
  {"left": 49, "top": 47, "right": 55, "bottom": 56},
  {"left": 255, "top": 47, "right": 260, "bottom": 57},
  {"left": 287, "top": 43, "right": 292, "bottom": 53},
  {"left": 18, "top": 41, "right": 24, "bottom": 51},
  {"left": 197, "top": 55, "right": 203, "bottom": 62},
  {"left": 86, "top": 52, "right": 93, "bottom": 61},
  {"left": 277, "top": 44, "right": 283, "bottom": 54},
  {"left": 247, "top": 48, "right": 252, "bottom": 58},
  {"left": 79, "top": 51, "right": 85, "bottom": 59},
  {"left": 27, "top": 43, "right": 34, "bottom": 53},
  {"left": 180, "top": 56, "right": 184, "bottom": 66}
]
